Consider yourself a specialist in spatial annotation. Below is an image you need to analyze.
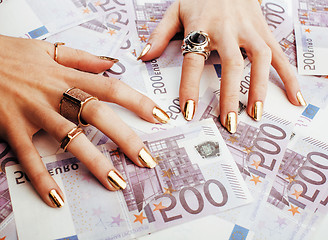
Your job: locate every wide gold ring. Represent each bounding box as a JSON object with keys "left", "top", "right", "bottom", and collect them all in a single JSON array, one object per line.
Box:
[
  {"left": 54, "top": 42, "right": 65, "bottom": 62},
  {"left": 59, "top": 87, "right": 99, "bottom": 126},
  {"left": 60, "top": 126, "right": 84, "bottom": 151}
]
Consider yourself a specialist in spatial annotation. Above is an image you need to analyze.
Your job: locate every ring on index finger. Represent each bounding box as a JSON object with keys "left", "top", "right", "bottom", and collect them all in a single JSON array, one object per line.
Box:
[
  {"left": 181, "top": 31, "right": 211, "bottom": 60},
  {"left": 59, "top": 87, "right": 98, "bottom": 126}
]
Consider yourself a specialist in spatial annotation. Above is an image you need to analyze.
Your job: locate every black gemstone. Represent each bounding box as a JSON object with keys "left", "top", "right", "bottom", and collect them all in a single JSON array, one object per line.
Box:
[{"left": 189, "top": 32, "right": 206, "bottom": 44}]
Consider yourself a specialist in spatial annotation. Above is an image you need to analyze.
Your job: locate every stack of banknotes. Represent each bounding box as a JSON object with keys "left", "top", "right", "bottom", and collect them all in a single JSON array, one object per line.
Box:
[{"left": 0, "top": 0, "right": 328, "bottom": 239}]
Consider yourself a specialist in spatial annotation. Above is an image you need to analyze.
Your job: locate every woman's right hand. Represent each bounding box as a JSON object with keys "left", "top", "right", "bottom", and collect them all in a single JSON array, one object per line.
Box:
[{"left": 0, "top": 35, "right": 169, "bottom": 207}]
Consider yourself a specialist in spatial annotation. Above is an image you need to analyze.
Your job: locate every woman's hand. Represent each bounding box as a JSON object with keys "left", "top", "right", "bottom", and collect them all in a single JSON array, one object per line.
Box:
[
  {"left": 138, "top": 0, "right": 306, "bottom": 133},
  {"left": 0, "top": 35, "right": 169, "bottom": 207}
]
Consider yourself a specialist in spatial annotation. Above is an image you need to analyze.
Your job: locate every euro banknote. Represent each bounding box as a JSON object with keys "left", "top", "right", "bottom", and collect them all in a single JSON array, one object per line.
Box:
[
  {"left": 293, "top": 0, "right": 328, "bottom": 75},
  {"left": 7, "top": 119, "right": 253, "bottom": 240}
]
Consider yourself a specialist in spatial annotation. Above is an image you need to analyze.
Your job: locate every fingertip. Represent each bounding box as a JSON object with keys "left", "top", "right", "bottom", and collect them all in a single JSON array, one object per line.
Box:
[
  {"left": 137, "top": 1, "right": 181, "bottom": 61},
  {"left": 48, "top": 189, "right": 65, "bottom": 208}
]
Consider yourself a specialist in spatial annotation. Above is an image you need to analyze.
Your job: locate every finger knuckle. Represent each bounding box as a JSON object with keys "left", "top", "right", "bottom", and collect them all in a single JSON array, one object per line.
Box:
[
  {"left": 254, "top": 44, "right": 272, "bottom": 60},
  {"left": 223, "top": 56, "right": 244, "bottom": 69}
]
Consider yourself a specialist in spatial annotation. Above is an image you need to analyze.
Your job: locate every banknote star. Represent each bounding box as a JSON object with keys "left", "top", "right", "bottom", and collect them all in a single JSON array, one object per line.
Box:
[
  {"left": 139, "top": 35, "right": 148, "bottom": 42},
  {"left": 291, "top": 189, "right": 302, "bottom": 200},
  {"left": 0, "top": 236, "right": 6, "bottom": 240},
  {"left": 162, "top": 169, "right": 173, "bottom": 179},
  {"left": 251, "top": 160, "right": 261, "bottom": 170},
  {"left": 285, "top": 174, "right": 296, "bottom": 183},
  {"left": 304, "top": 28, "right": 311, "bottom": 33},
  {"left": 108, "top": 29, "right": 116, "bottom": 36},
  {"left": 288, "top": 204, "right": 300, "bottom": 216},
  {"left": 227, "top": 136, "right": 238, "bottom": 144},
  {"left": 134, "top": 212, "right": 147, "bottom": 224},
  {"left": 83, "top": 8, "right": 90, "bottom": 14},
  {"left": 276, "top": 216, "right": 287, "bottom": 227},
  {"left": 153, "top": 202, "right": 166, "bottom": 211},
  {"left": 300, "top": 20, "right": 306, "bottom": 25},
  {"left": 243, "top": 146, "right": 253, "bottom": 154},
  {"left": 111, "top": 214, "right": 124, "bottom": 226},
  {"left": 140, "top": 24, "right": 148, "bottom": 30},
  {"left": 250, "top": 175, "right": 261, "bottom": 185},
  {"left": 150, "top": 16, "right": 157, "bottom": 22},
  {"left": 95, "top": 1, "right": 102, "bottom": 6},
  {"left": 111, "top": 18, "right": 118, "bottom": 24},
  {"left": 312, "top": 8, "right": 317, "bottom": 12},
  {"left": 164, "top": 186, "right": 177, "bottom": 195},
  {"left": 93, "top": 207, "right": 104, "bottom": 217},
  {"left": 302, "top": 13, "right": 308, "bottom": 17}
]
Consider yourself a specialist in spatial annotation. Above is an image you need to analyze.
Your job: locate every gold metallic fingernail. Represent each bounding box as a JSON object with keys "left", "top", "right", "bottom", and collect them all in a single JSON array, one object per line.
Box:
[
  {"left": 138, "top": 148, "right": 157, "bottom": 168},
  {"left": 153, "top": 106, "right": 170, "bottom": 124},
  {"left": 107, "top": 170, "right": 127, "bottom": 190},
  {"left": 226, "top": 112, "right": 237, "bottom": 134},
  {"left": 184, "top": 100, "right": 195, "bottom": 121},
  {"left": 253, "top": 101, "right": 263, "bottom": 122},
  {"left": 49, "top": 189, "right": 64, "bottom": 208},
  {"left": 137, "top": 43, "right": 151, "bottom": 60},
  {"left": 296, "top": 91, "right": 307, "bottom": 106},
  {"left": 98, "top": 56, "right": 119, "bottom": 63}
]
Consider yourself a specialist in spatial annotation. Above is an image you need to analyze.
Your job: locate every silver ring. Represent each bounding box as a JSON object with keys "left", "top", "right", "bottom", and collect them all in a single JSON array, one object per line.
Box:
[{"left": 181, "top": 31, "right": 211, "bottom": 60}]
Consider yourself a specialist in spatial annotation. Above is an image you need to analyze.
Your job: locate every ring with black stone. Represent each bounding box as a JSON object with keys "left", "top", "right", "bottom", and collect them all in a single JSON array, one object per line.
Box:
[{"left": 181, "top": 31, "right": 211, "bottom": 60}]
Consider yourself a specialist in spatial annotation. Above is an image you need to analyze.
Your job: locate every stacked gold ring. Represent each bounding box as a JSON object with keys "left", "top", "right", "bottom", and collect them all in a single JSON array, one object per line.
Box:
[{"left": 59, "top": 87, "right": 98, "bottom": 126}]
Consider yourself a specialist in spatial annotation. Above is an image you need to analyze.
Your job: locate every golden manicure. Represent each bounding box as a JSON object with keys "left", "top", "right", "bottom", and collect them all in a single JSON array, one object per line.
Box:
[
  {"left": 296, "top": 91, "right": 307, "bottom": 106},
  {"left": 253, "top": 101, "right": 263, "bottom": 122},
  {"left": 153, "top": 106, "right": 170, "bottom": 124},
  {"left": 107, "top": 170, "right": 127, "bottom": 190},
  {"left": 225, "top": 112, "right": 237, "bottom": 134},
  {"left": 49, "top": 189, "right": 64, "bottom": 208},
  {"left": 184, "top": 100, "right": 195, "bottom": 121},
  {"left": 138, "top": 148, "right": 157, "bottom": 168},
  {"left": 137, "top": 43, "right": 151, "bottom": 60},
  {"left": 98, "top": 56, "right": 119, "bottom": 63}
]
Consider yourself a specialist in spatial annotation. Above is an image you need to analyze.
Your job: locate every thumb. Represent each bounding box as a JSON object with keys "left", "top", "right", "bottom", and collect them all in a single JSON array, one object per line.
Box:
[{"left": 137, "top": 1, "right": 182, "bottom": 61}]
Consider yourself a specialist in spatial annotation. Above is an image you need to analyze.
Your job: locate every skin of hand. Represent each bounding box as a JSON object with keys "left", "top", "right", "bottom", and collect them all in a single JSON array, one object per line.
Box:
[
  {"left": 0, "top": 35, "right": 169, "bottom": 207},
  {"left": 138, "top": 0, "right": 306, "bottom": 133}
]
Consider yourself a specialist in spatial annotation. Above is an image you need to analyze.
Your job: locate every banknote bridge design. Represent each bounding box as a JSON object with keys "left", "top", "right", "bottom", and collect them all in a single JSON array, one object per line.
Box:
[{"left": 109, "top": 134, "right": 206, "bottom": 212}]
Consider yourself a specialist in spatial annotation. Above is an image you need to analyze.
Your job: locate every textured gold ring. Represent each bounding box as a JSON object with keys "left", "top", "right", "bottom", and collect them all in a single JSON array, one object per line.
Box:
[
  {"left": 59, "top": 87, "right": 99, "bottom": 126},
  {"left": 60, "top": 126, "right": 84, "bottom": 151},
  {"left": 54, "top": 42, "right": 65, "bottom": 62}
]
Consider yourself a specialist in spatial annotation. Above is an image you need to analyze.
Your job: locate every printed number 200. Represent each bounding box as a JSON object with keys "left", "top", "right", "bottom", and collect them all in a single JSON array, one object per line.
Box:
[{"left": 148, "top": 179, "right": 228, "bottom": 223}]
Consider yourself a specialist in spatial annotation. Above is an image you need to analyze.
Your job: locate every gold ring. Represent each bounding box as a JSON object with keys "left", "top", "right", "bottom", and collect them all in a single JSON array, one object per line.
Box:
[
  {"left": 54, "top": 42, "right": 65, "bottom": 62},
  {"left": 59, "top": 87, "right": 98, "bottom": 126},
  {"left": 60, "top": 126, "right": 84, "bottom": 151}
]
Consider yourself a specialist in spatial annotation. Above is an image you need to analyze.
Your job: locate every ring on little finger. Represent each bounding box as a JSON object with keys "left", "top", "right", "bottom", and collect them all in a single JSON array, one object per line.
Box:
[
  {"left": 181, "top": 31, "right": 211, "bottom": 60},
  {"left": 59, "top": 87, "right": 99, "bottom": 126}
]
